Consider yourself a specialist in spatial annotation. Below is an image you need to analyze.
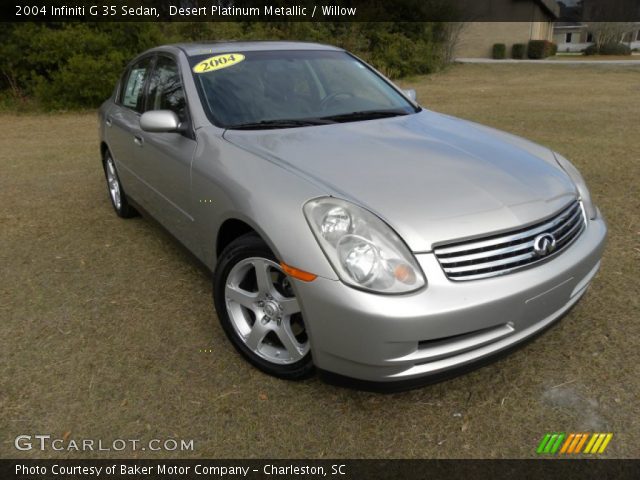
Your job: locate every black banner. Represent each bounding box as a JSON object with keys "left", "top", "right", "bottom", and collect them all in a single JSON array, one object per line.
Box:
[
  {"left": 3, "top": 0, "right": 640, "bottom": 22},
  {"left": 2, "top": 459, "right": 640, "bottom": 480}
]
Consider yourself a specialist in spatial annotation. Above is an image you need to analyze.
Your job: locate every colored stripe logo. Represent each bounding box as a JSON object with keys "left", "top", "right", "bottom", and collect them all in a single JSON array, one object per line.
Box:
[{"left": 536, "top": 433, "right": 613, "bottom": 455}]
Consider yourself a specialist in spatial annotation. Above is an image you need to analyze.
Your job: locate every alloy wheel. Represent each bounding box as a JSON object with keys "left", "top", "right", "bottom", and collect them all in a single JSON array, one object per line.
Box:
[
  {"left": 105, "top": 156, "right": 122, "bottom": 210},
  {"left": 224, "top": 257, "right": 309, "bottom": 365}
]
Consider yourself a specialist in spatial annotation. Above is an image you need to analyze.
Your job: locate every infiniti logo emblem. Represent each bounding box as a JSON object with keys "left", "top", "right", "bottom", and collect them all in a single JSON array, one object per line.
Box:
[{"left": 533, "top": 233, "right": 557, "bottom": 257}]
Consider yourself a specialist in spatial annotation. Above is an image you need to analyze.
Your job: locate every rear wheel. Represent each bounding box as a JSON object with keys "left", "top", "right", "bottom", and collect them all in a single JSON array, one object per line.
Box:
[
  {"left": 103, "top": 151, "right": 137, "bottom": 218},
  {"left": 213, "top": 233, "right": 313, "bottom": 380}
]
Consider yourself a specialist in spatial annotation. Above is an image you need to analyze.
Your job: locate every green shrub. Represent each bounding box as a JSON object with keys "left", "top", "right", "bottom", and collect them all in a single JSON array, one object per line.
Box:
[
  {"left": 585, "top": 43, "right": 632, "bottom": 56},
  {"left": 584, "top": 44, "right": 598, "bottom": 55},
  {"left": 599, "top": 43, "right": 632, "bottom": 55},
  {"left": 511, "top": 43, "right": 526, "bottom": 59},
  {"left": 367, "top": 29, "right": 441, "bottom": 78},
  {"left": 33, "top": 51, "right": 128, "bottom": 109},
  {"left": 0, "top": 23, "right": 164, "bottom": 109},
  {"left": 1, "top": 22, "right": 456, "bottom": 109},
  {"left": 492, "top": 43, "right": 506, "bottom": 59},
  {"left": 527, "top": 40, "right": 557, "bottom": 59}
]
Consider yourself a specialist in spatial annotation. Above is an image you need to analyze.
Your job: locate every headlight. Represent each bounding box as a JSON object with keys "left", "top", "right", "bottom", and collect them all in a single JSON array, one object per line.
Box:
[
  {"left": 554, "top": 152, "right": 597, "bottom": 220},
  {"left": 304, "top": 198, "right": 425, "bottom": 293}
]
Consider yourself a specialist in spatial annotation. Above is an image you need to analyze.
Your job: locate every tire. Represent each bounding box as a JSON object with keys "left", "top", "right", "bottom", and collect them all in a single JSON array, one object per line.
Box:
[
  {"left": 102, "top": 151, "right": 137, "bottom": 219},
  {"left": 213, "top": 233, "right": 314, "bottom": 380}
]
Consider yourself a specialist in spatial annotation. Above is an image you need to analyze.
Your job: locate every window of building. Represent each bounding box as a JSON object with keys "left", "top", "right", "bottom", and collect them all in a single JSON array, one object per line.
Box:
[
  {"left": 586, "top": 33, "right": 594, "bottom": 43},
  {"left": 565, "top": 32, "right": 572, "bottom": 43}
]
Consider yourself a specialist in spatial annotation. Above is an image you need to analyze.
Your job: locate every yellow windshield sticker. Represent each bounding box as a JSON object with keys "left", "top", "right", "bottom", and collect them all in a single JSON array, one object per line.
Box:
[{"left": 193, "top": 53, "right": 245, "bottom": 73}]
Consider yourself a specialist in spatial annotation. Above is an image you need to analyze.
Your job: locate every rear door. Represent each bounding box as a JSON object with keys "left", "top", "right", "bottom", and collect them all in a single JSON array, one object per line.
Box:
[{"left": 105, "top": 55, "right": 153, "bottom": 204}]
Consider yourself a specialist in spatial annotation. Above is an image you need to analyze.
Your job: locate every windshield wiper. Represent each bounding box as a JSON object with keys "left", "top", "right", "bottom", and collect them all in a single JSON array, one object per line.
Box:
[
  {"left": 320, "top": 109, "right": 411, "bottom": 123},
  {"left": 226, "top": 110, "right": 411, "bottom": 129},
  {"left": 226, "top": 118, "right": 335, "bottom": 130}
]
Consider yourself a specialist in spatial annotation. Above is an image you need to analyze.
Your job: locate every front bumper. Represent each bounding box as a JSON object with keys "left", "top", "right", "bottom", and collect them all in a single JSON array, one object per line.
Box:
[{"left": 294, "top": 215, "right": 607, "bottom": 387}]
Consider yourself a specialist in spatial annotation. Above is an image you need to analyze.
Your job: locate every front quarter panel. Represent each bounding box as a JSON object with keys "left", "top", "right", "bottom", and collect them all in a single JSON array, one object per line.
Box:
[{"left": 191, "top": 127, "right": 338, "bottom": 280}]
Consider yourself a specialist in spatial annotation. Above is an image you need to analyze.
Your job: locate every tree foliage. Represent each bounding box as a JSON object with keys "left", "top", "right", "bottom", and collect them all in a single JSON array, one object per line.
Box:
[{"left": 0, "top": 22, "right": 456, "bottom": 110}]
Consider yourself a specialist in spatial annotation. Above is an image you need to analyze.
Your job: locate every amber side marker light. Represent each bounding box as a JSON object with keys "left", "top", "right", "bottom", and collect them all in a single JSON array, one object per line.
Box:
[
  {"left": 280, "top": 262, "right": 317, "bottom": 282},
  {"left": 394, "top": 263, "right": 417, "bottom": 284}
]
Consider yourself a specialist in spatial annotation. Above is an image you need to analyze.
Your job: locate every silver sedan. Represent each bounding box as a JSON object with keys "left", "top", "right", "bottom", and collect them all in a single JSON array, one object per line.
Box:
[{"left": 98, "top": 42, "right": 606, "bottom": 390}]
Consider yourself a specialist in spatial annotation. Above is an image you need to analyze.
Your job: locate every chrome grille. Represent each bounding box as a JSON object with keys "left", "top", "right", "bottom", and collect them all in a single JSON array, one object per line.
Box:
[{"left": 434, "top": 200, "right": 586, "bottom": 281}]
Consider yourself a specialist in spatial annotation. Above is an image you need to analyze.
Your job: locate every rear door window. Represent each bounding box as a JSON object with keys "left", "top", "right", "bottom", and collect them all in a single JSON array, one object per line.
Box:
[{"left": 120, "top": 57, "right": 151, "bottom": 112}]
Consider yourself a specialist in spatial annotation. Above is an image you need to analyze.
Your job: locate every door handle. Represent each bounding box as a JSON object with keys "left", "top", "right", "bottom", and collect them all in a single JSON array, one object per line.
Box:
[
  {"left": 105, "top": 117, "right": 112, "bottom": 127},
  {"left": 133, "top": 135, "right": 144, "bottom": 147}
]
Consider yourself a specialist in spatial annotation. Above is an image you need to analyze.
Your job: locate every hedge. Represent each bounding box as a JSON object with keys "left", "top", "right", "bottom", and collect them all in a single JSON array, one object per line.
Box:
[
  {"left": 585, "top": 43, "right": 632, "bottom": 56},
  {"left": 492, "top": 43, "right": 506, "bottom": 59},
  {"left": 527, "top": 40, "right": 557, "bottom": 59},
  {"left": 511, "top": 43, "right": 526, "bottom": 59}
]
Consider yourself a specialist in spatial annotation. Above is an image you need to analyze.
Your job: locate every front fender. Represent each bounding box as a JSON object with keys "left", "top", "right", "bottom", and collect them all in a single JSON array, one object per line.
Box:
[{"left": 191, "top": 131, "right": 338, "bottom": 280}]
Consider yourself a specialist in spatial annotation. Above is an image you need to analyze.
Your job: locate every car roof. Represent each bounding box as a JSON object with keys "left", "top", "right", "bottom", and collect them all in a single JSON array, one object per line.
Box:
[{"left": 171, "top": 41, "right": 343, "bottom": 57}]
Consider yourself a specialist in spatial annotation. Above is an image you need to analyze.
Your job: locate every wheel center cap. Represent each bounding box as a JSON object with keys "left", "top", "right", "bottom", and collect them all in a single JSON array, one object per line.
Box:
[{"left": 263, "top": 300, "right": 280, "bottom": 319}]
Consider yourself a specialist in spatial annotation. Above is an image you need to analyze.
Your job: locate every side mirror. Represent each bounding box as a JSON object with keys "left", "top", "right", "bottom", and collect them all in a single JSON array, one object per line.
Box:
[
  {"left": 404, "top": 89, "right": 417, "bottom": 102},
  {"left": 140, "top": 110, "right": 181, "bottom": 133}
]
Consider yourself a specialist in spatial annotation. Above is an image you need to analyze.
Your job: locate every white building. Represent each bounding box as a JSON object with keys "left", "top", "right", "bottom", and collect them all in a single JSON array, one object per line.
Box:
[{"left": 554, "top": 22, "right": 640, "bottom": 53}]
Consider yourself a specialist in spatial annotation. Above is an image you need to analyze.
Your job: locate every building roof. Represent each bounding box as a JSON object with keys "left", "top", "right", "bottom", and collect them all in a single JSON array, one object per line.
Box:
[
  {"left": 554, "top": 22, "right": 587, "bottom": 29},
  {"left": 537, "top": 0, "right": 561, "bottom": 18},
  {"left": 555, "top": 21, "right": 584, "bottom": 27}
]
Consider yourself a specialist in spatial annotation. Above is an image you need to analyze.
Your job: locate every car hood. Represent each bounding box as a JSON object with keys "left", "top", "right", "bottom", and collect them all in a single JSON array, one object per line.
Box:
[{"left": 223, "top": 110, "right": 577, "bottom": 251}]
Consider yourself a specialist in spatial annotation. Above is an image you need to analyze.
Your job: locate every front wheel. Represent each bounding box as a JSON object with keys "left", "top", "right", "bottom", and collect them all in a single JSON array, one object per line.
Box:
[{"left": 213, "top": 233, "right": 314, "bottom": 380}]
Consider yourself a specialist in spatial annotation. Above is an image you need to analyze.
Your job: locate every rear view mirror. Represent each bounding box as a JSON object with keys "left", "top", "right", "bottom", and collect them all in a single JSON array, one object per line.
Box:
[
  {"left": 140, "top": 110, "right": 181, "bottom": 133},
  {"left": 404, "top": 89, "right": 417, "bottom": 102}
]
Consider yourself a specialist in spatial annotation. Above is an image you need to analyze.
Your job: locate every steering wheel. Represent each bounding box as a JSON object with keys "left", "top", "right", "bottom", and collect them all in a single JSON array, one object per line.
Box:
[{"left": 319, "top": 92, "right": 354, "bottom": 111}]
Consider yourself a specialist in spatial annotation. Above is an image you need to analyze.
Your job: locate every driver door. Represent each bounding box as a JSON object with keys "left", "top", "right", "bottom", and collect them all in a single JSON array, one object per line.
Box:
[{"left": 137, "top": 54, "right": 198, "bottom": 250}]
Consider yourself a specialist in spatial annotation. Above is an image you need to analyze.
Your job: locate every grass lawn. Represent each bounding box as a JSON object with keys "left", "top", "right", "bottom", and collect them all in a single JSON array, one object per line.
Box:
[{"left": 1, "top": 64, "right": 639, "bottom": 459}]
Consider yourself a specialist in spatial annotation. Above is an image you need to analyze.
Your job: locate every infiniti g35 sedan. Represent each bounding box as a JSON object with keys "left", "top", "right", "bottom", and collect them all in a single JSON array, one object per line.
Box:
[{"left": 99, "top": 42, "right": 606, "bottom": 389}]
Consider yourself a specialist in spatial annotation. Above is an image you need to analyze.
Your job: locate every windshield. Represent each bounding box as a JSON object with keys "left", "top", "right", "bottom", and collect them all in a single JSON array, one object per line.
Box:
[{"left": 189, "top": 49, "right": 418, "bottom": 129}]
